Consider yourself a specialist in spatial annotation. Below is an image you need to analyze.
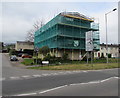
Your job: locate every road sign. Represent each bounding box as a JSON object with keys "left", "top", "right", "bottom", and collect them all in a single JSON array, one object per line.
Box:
[
  {"left": 34, "top": 47, "right": 39, "bottom": 52},
  {"left": 86, "top": 31, "right": 93, "bottom": 51}
]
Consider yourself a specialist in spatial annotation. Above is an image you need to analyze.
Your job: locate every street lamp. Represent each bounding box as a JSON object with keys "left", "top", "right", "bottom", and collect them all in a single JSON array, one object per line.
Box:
[{"left": 105, "top": 8, "right": 117, "bottom": 63}]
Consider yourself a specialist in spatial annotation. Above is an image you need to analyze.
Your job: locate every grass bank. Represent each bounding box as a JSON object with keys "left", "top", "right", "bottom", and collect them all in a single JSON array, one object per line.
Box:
[
  {"left": 21, "top": 58, "right": 34, "bottom": 65},
  {"left": 28, "top": 63, "right": 119, "bottom": 70}
]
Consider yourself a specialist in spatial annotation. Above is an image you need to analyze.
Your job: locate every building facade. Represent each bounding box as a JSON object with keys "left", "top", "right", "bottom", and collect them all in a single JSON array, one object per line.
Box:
[
  {"left": 94, "top": 44, "right": 119, "bottom": 58},
  {"left": 34, "top": 12, "right": 100, "bottom": 60},
  {"left": 15, "top": 41, "right": 34, "bottom": 51}
]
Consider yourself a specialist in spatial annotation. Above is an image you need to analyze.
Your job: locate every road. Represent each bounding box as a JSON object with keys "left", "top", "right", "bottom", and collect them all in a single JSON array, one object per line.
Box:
[{"left": 1, "top": 53, "right": 119, "bottom": 96}]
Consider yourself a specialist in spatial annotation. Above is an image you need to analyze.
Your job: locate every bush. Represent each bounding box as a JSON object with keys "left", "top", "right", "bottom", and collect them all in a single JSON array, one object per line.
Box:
[
  {"left": 9, "top": 49, "right": 17, "bottom": 56},
  {"left": 43, "top": 54, "right": 52, "bottom": 61},
  {"left": 39, "top": 46, "right": 50, "bottom": 56},
  {"left": 62, "top": 52, "right": 68, "bottom": 60}
]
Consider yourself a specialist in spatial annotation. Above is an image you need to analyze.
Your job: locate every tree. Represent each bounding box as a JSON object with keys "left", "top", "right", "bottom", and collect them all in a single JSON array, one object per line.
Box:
[
  {"left": 39, "top": 46, "right": 50, "bottom": 56},
  {"left": 26, "top": 29, "right": 34, "bottom": 42},
  {"left": 33, "top": 19, "right": 44, "bottom": 31},
  {"left": 26, "top": 19, "right": 44, "bottom": 42}
]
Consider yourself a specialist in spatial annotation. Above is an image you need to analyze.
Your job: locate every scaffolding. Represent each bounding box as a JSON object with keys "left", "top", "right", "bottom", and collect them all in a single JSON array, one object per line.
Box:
[{"left": 34, "top": 12, "right": 100, "bottom": 59}]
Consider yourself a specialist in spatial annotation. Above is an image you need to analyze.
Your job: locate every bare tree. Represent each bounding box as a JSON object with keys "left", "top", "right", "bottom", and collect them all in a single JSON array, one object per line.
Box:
[
  {"left": 26, "top": 18, "right": 44, "bottom": 42},
  {"left": 33, "top": 18, "right": 44, "bottom": 32},
  {"left": 26, "top": 29, "right": 34, "bottom": 42}
]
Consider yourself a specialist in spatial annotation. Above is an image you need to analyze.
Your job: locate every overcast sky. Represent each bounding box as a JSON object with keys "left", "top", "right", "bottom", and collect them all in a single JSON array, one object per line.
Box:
[{"left": 1, "top": 2, "right": 118, "bottom": 44}]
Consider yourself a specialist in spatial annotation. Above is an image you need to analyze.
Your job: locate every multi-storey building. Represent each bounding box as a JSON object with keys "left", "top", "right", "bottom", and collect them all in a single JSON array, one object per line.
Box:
[{"left": 34, "top": 12, "right": 100, "bottom": 60}]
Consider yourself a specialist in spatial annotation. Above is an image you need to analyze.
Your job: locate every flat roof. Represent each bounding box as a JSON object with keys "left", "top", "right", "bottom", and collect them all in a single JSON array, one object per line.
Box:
[{"left": 60, "top": 12, "right": 94, "bottom": 22}]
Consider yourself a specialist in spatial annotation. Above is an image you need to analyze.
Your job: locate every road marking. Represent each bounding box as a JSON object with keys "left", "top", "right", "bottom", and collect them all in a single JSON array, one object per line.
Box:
[
  {"left": 39, "top": 85, "right": 68, "bottom": 94},
  {"left": 11, "top": 76, "right": 119, "bottom": 96},
  {"left": 21, "top": 75, "right": 31, "bottom": 78},
  {"left": 10, "top": 77, "right": 20, "bottom": 80},
  {"left": 51, "top": 73, "right": 59, "bottom": 75},
  {"left": 4, "top": 69, "right": 110, "bottom": 81},
  {"left": 70, "top": 76, "right": 119, "bottom": 86},
  {"left": 16, "top": 93, "right": 36, "bottom": 96},
  {"left": 38, "top": 76, "right": 119, "bottom": 94},
  {"left": 100, "top": 76, "right": 119, "bottom": 82},
  {"left": 32, "top": 75, "right": 42, "bottom": 77},
  {"left": 58, "top": 72, "right": 64, "bottom": 74},
  {"left": 42, "top": 74, "right": 50, "bottom": 76},
  {"left": 82, "top": 71, "right": 88, "bottom": 73}
]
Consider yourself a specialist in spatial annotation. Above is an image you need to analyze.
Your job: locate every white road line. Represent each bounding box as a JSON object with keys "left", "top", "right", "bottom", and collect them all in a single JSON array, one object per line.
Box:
[
  {"left": 39, "top": 85, "right": 68, "bottom": 94},
  {"left": 21, "top": 75, "right": 31, "bottom": 78},
  {"left": 100, "top": 76, "right": 119, "bottom": 82},
  {"left": 11, "top": 76, "right": 119, "bottom": 96},
  {"left": 82, "top": 71, "right": 88, "bottom": 73},
  {"left": 10, "top": 77, "right": 20, "bottom": 80},
  {"left": 16, "top": 93, "right": 36, "bottom": 96},
  {"left": 42, "top": 74, "right": 50, "bottom": 76},
  {"left": 70, "top": 76, "right": 119, "bottom": 86},
  {"left": 32, "top": 75, "right": 42, "bottom": 77},
  {"left": 50, "top": 73, "right": 58, "bottom": 75},
  {"left": 39, "top": 76, "right": 119, "bottom": 94},
  {"left": 58, "top": 72, "right": 64, "bottom": 74},
  {"left": 72, "top": 71, "right": 79, "bottom": 73},
  {"left": 65, "top": 71, "right": 73, "bottom": 74},
  {"left": 52, "top": 73, "right": 59, "bottom": 75},
  {"left": 57, "top": 72, "right": 66, "bottom": 75}
]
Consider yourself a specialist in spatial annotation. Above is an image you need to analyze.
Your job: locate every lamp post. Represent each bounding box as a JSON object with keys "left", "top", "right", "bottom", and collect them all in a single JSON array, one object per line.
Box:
[{"left": 105, "top": 8, "right": 117, "bottom": 63}]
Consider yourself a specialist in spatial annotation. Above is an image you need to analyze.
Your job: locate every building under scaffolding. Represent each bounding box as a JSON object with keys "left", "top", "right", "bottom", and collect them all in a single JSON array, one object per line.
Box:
[{"left": 34, "top": 12, "right": 100, "bottom": 60}]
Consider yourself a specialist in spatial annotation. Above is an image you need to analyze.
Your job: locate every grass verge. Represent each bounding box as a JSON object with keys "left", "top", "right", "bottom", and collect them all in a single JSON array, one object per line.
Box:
[
  {"left": 21, "top": 58, "right": 34, "bottom": 65},
  {"left": 28, "top": 63, "right": 119, "bottom": 70}
]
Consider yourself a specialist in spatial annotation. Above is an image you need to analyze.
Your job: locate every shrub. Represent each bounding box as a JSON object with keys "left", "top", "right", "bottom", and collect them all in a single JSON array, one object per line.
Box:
[
  {"left": 43, "top": 54, "right": 52, "bottom": 61},
  {"left": 62, "top": 52, "right": 68, "bottom": 60},
  {"left": 9, "top": 49, "right": 17, "bottom": 56},
  {"left": 39, "top": 46, "right": 50, "bottom": 56}
]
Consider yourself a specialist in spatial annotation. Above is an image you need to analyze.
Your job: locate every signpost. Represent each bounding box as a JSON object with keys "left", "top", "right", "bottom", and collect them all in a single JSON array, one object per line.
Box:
[
  {"left": 86, "top": 31, "right": 93, "bottom": 64},
  {"left": 86, "top": 31, "right": 93, "bottom": 51},
  {"left": 34, "top": 47, "right": 39, "bottom": 64}
]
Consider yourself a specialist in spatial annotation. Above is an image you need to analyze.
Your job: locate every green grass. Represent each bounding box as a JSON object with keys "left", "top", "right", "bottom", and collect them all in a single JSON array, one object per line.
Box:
[
  {"left": 21, "top": 58, "right": 34, "bottom": 65},
  {"left": 28, "top": 63, "right": 119, "bottom": 70}
]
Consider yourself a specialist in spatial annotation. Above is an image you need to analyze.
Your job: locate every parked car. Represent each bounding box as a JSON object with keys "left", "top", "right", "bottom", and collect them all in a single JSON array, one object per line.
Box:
[
  {"left": 18, "top": 53, "right": 23, "bottom": 57},
  {"left": 21, "top": 54, "right": 32, "bottom": 58},
  {"left": 10, "top": 55, "right": 18, "bottom": 61}
]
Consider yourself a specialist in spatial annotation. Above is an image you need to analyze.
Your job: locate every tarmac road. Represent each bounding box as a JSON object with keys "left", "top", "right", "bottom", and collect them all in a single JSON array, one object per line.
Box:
[{"left": 1, "top": 53, "right": 119, "bottom": 96}]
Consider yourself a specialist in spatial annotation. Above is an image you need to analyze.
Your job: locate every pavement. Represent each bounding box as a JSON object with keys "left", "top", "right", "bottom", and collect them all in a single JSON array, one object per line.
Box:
[{"left": 1, "top": 53, "right": 119, "bottom": 96}]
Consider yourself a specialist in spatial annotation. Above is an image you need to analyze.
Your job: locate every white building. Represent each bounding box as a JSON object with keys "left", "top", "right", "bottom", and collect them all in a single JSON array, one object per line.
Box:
[
  {"left": 15, "top": 41, "right": 34, "bottom": 51},
  {"left": 94, "top": 44, "right": 119, "bottom": 58}
]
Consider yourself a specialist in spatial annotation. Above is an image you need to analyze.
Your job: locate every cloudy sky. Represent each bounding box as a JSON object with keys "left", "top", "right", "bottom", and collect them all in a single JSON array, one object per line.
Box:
[{"left": 1, "top": 2, "right": 118, "bottom": 44}]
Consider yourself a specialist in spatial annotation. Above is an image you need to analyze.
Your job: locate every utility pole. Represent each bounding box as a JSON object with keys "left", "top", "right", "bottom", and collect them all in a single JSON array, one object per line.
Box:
[{"left": 105, "top": 8, "right": 117, "bottom": 63}]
